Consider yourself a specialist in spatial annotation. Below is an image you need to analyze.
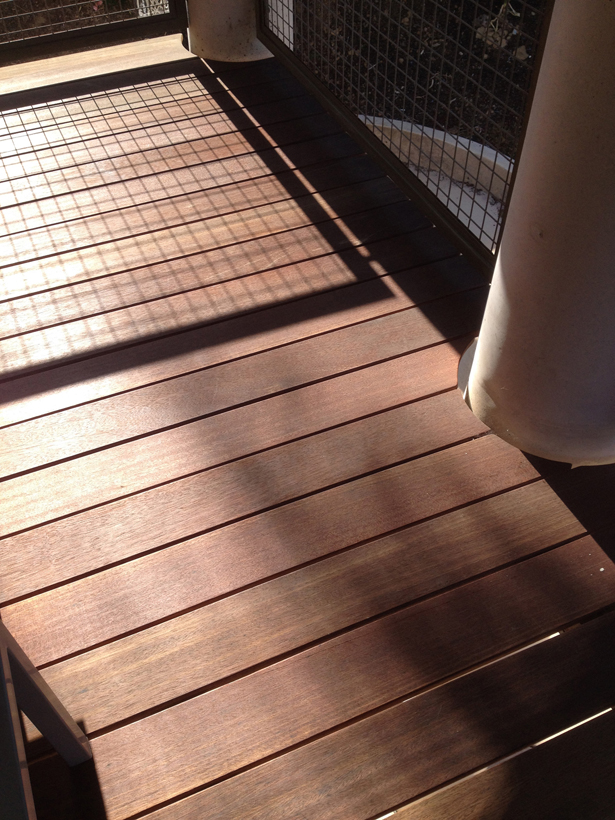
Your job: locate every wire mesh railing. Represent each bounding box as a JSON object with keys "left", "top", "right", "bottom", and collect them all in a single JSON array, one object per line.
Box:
[
  {"left": 0, "top": 0, "right": 171, "bottom": 46},
  {"left": 260, "top": 0, "right": 549, "bottom": 265}
]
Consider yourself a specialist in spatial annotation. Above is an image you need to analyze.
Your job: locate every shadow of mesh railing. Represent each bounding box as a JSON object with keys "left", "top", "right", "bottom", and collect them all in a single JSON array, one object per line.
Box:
[{"left": 260, "top": 0, "right": 548, "bottom": 263}]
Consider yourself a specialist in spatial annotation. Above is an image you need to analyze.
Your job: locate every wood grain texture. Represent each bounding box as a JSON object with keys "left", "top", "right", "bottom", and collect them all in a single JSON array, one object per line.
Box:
[
  {"left": 0, "top": 340, "right": 458, "bottom": 483},
  {"left": 0, "top": 250, "right": 480, "bottom": 428},
  {"left": 2, "top": 151, "right": 382, "bottom": 274},
  {"left": 394, "top": 709, "right": 615, "bottom": 820},
  {"left": 0, "top": 118, "right": 348, "bottom": 234},
  {"left": 3, "top": 385, "right": 485, "bottom": 621},
  {"left": 2, "top": 432, "right": 539, "bottom": 664},
  {"left": 30, "top": 534, "right": 606, "bottom": 738},
  {"left": 2, "top": 436, "right": 564, "bottom": 616},
  {"left": 2, "top": 479, "right": 583, "bottom": 638},
  {"left": 0, "top": 289, "right": 485, "bottom": 477},
  {"left": 0, "top": 74, "right": 308, "bottom": 158},
  {"left": 28, "top": 654, "right": 615, "bottom": 820},
  {"left": 0, "top": 113, "right": 345, "bottom": 224},
  {"left": 0, "top": 223, "right": 448, "bottom": 343},
  {"left": 0, "top": 348, "right": 475, "bottom": 531},
  {"left": 87, "top": 609, "right": 615, "bottom": 819},
  {"left": 0, "top": 93, "right": 327, "bottom": 200},
  {"left": 2, "top": 336, "right": 482, "bottom": 548}
]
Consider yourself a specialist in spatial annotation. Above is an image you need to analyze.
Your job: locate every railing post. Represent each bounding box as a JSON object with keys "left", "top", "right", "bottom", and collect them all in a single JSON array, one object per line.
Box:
[
  {"left": 462, "top": 0, "right": 615, "bottom": 466},
  {"left": 187, "top": 0, "right": 272, "bottom": 62}
]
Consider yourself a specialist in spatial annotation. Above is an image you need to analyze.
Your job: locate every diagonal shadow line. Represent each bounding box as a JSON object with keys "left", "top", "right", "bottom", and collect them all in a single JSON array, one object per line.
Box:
[
  {"left": 196, "top": 58, "right": 483, "bottom": 315},
  {"left": 0, "top": 275, "right": 394, "bottom": 386},
  {"left": 525, "top": 454, "right": 615, "bottom": 560},
  {"left": 25, "top": 720, "right": 108, "bottom": 820},
  {"left": 0, "top": 57, "right": 484, "bottom": 403}
]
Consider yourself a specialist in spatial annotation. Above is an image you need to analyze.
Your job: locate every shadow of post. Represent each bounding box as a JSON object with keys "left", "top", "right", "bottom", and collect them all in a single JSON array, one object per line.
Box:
[{"left": 27, "top": 723, "right": 107, "bottom": 820}]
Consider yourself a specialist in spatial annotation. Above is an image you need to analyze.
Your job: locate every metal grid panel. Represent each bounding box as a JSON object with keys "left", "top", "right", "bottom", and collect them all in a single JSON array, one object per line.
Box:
[
  {"left": 265, "top": 0, "right": 547, "bottom": 251},
  {"left": 0, "top": 0, "right": 170, "bottom": 45}
]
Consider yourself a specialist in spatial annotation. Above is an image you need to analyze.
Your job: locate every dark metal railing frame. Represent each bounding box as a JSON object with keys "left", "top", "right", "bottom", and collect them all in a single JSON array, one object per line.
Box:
[{"left": 0, "top": 0, "right": 188, "bottom": 66}]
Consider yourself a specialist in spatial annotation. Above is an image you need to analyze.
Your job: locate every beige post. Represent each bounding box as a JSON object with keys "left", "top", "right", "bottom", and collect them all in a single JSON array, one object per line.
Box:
[
  {"left": 187, "top": 0, "right": 272, "bottom": 62},
  {"left": 462, "top": 0, "right": 615, "bottom": 466}
]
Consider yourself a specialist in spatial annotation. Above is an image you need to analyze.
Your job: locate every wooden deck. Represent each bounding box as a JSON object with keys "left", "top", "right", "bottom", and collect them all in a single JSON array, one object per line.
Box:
[{"left": 2, "top": 51, "right": 615, "bottom": 820}]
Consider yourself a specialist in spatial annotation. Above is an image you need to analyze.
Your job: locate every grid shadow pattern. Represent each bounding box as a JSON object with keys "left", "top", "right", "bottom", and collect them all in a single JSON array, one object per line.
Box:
[
  {"left": 265, "top": 0, "right": 548, "bottom": 251},
  {"left": 0, "top": 67, "right": 410, "bottom": 377}
]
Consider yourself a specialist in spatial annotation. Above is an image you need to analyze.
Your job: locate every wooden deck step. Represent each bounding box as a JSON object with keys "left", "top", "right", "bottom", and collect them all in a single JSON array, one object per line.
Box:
[{"left": 2, "top": 50, "right": 612, "bottom": 820}]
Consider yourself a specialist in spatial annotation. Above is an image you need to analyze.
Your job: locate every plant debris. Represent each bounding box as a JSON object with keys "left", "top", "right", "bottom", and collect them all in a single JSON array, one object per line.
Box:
[{"left": 295, "top": 0, "right": 547, "bottom": 158}]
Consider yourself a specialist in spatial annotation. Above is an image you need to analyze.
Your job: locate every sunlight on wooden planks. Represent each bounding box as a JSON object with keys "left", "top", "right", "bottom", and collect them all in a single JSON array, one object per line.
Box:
[{"left": 1, "top": 48, "right": 614, "bottom": 820}]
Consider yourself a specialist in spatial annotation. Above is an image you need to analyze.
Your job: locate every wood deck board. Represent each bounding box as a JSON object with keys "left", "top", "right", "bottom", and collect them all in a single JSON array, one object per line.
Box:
[
  {"left": 0, "top": 92, "right": 328, "bottom": 197},
  {"left": 0, "top": 226, "right": 452, "bottom": 344},
  {"left": 1, "top": 174, "right": 407, "bottom": 306},
  {"left": 27, "top": 534, "right": 608, "bottom": 739},
  {"left": 0, "top": 75, "right": 309, "bottom": 158},
  {"left": 128, "top": 610, "right": 615, "bottom": 820},
  {"left": 0, "top": 35, "right": 194, "bottom": 97},
  {"left": 0, "top": 350, "right": 480, "bottom": 536},
  {"left": 1, "top": 158, "right": 397, "bottom": 280},
  {"left": 1, "top": 462, "right": 578, "bottom": 612},
  {"left": 0, "top": 290, "right": 485, "bottom": 478},
  {"left": 32, "top": 564, "right": 614, "bottom": 820},
  {"left": 0, "top": 66, "right": 267, "bottom": 138},
  {"left": 2, "top": 430, "right": 540, "bottom": 663},
  {"left": 0, "top": 250, "right": 477, "bottom": 428},
  {"left": 0, "top": 53, "right": 612, "bottom": 820},
  {"left": 1, "top": 127, "right": 367, "bottom": 250},
  {"left": 0, "top": 114, "right": 346, "bottom": 224}
]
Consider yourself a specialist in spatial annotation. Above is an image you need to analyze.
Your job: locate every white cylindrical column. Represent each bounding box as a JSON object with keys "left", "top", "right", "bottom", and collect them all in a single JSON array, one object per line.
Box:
[
  {"left": 187, "top": 0, "right": 272, "bottom": 62},
  {"left": 465, "top": 0, "right": 615, "bottom": 466}
]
